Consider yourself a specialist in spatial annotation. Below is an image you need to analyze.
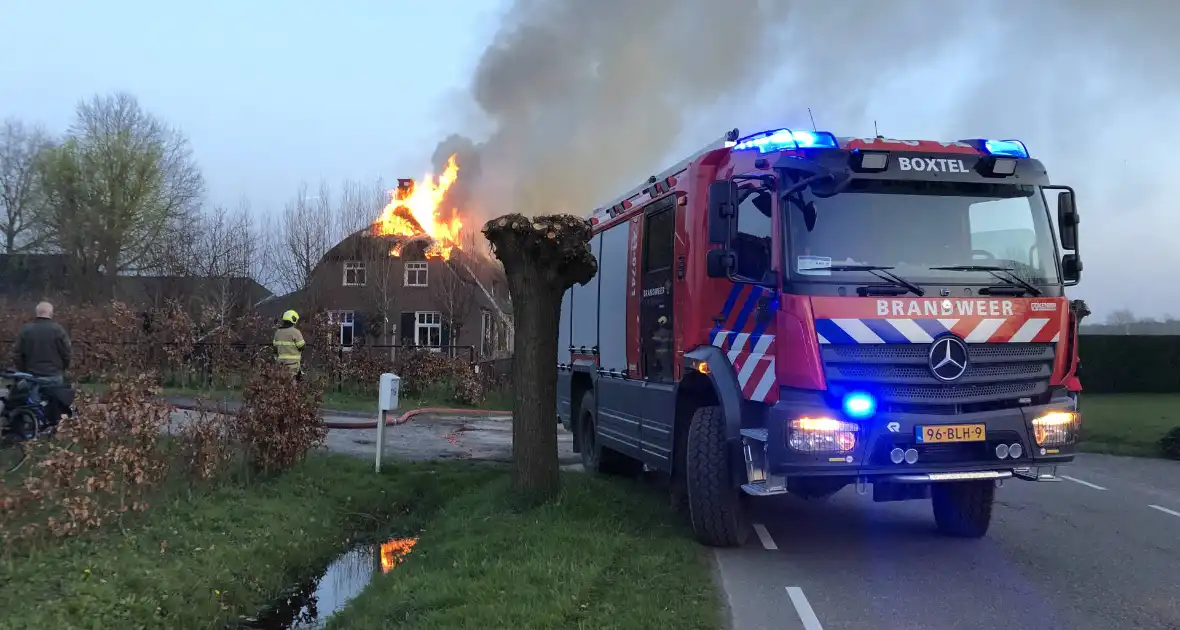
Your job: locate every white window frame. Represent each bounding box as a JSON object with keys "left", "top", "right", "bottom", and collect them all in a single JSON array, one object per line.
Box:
[
  {"left": 404, "top": 261, "right": 428, "bottom": 287},
  {"left": 328, "top": 310, "right": 356, "bottom": 347},
  {"left": 414, "top": 311, "right": 442, "bottom": 351},
  {"left": 480, "top": 310, "right": 493, "bottom": 358},
  {"left": 343, "top": 261, "right": 367, "bottom": 287}
]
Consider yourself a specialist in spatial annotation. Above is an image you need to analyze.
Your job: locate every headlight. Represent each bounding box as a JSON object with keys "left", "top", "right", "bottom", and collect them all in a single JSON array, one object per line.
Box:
[
  {"left": 1031, "top": 411, "right": 1078, "bottom": 447},
  {"left": 788, "top": 417, "right": 857, "bottom": 453}
]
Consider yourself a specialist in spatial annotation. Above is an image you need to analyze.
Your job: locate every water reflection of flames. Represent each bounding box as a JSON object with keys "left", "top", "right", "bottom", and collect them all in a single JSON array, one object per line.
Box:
[{"left": 379, "top": 537, "right": 418, "bottom": 573}]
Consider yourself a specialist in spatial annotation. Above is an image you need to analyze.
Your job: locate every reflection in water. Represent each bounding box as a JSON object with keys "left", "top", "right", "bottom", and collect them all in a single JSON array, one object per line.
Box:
[{"left": 231, "top": 537, "right": 418, "bottom": 629}]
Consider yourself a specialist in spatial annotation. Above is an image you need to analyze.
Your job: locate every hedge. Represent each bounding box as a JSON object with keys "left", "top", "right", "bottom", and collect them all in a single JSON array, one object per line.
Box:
[{"left": 1079, "top": 335, "right": 1180, "bottom": 394}]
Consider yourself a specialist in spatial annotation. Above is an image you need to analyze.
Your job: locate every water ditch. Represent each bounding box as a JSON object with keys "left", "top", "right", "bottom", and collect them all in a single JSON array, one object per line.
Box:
[{"left": 228, "top": 537, "right": 417, "bottom": 629}]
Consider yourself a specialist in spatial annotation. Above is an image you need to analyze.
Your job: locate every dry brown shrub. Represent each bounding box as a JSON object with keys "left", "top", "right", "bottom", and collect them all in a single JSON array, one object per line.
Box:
[
  {"left": 231, "top": 363, "right": 327, "bottom": 476},
  {"left": 1, "top": 373, "right": 172, "bottom": 544}
]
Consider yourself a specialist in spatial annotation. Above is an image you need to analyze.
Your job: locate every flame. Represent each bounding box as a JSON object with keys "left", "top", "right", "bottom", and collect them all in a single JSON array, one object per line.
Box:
[
  {"left": 379, "top": 537, "right": 418, "bottom": 572},
  {"left": 372, "top": 155, "right": 464, "bottom": 260}
]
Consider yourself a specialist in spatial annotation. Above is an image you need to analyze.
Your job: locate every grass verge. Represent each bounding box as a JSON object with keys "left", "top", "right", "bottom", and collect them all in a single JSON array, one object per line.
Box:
[
  {"left": 1, "top": 457, "right": 721, "bottom": 630},
  {"left": 1080, "top": 393, "right": 1179, "bottom": 457},
  {"left": 325, "top": 472, "right": 720, "bottom": 630},
  {"left": 0, "top": 456, "right": 501, "bottom": 629}
]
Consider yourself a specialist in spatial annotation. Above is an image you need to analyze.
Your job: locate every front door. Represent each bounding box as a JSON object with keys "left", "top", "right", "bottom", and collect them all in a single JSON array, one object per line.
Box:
[{"left": 639, "top": 198, "right": 677, "bottom": 468}]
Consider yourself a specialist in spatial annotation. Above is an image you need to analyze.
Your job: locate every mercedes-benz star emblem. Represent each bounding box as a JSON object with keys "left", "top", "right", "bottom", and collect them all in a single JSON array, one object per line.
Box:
[{"left": 929, "top": 335, "right": 969, "bottom": 382}]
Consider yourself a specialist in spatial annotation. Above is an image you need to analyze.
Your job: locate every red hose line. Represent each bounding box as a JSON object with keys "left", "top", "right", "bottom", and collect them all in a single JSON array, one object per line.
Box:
[{"left": 321, "top": 407, "right": 512, "bottom": 430}]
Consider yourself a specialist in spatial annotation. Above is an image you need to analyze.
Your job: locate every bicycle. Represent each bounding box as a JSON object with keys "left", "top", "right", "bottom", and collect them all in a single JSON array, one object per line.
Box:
[{"left": 0, "top": 371, "right": 74, "bottom": 474}]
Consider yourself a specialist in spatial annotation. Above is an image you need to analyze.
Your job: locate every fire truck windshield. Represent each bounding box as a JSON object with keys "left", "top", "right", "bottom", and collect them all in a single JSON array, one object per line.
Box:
[{"left": 784, "top": 179, "right": 1061, "bottom": 286}]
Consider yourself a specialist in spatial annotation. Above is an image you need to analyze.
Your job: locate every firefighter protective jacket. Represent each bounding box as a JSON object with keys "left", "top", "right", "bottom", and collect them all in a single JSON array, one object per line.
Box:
[{"left": 272, "top": 326, "right": 306, "bottom": 371}]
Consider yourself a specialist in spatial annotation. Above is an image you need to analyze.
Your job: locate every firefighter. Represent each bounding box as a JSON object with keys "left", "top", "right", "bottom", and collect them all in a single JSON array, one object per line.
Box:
[{"left": 272, "top": 310, "right": 306, "bottom": 379}]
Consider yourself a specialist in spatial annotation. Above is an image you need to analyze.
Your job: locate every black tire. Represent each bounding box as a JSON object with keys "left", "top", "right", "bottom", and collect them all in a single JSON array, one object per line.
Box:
[
  {"left": 578, "top": 392, "right": 643, "bottom": 476},
  {"left": 686, "top": 405, "right": 750, "bottom": 547},
  {"left": 931, "top": 480, "right": 995, "bottom": 538}
]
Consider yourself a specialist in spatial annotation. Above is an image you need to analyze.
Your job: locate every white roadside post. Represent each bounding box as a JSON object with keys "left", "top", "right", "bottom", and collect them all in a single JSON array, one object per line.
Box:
[{"left": 375, "top": 372, "right": 400, "bottom": 473}]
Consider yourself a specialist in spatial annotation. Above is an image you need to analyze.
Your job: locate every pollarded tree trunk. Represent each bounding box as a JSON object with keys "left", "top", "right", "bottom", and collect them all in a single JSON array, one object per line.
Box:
[{"left": 482, "top": 213, "right": 597, "bottom": 501}]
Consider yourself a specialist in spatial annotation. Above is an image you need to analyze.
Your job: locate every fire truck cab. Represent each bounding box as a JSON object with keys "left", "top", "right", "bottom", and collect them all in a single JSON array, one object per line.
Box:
[{"left": 557, "top": 127, "right": 1084, "bottom": 547}]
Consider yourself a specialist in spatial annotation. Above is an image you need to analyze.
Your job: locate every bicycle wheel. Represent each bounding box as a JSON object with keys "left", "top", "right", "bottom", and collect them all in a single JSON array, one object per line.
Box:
[{"left": 1, "top": 410, "right": 38, "bottom": 474}]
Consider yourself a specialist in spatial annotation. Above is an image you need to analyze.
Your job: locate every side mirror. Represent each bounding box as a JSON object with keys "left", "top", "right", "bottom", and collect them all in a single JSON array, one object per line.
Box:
[
  {"left": 1062, "top": 253, "right": 1082, "bottom": 284},
  {"left": 707, "top": 180, "right": 737, "bottom": 245},
  {"left": 706, "top": 249, "right": 733, "bottom": 278},
  {"left": 1057, "top": 190, "right": 1079, "bottom": 251}
]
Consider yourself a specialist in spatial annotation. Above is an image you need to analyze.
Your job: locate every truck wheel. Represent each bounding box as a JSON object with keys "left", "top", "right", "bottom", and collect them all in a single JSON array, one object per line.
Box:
[
  {"left": 578, "top": 392, "right": 642, "bottom": 476},
  {"left": 686, "top": 405, "right": 750, "bottom": 547},
  {"left": 931, "top": 480, "right": 995, "bottom": 538}
]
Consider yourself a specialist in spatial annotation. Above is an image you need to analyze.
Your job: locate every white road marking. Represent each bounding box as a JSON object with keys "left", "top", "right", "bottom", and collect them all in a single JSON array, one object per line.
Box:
[
  {"left": 1061, "top": 475, "right": 1107, "bottom": 491},
  {"left": 786, "top": 587, "right": 825, "bottom": 630},
  {"left": 1149, "top": 504, "right": 1180, "bottom": 518},
  {"left": 752, "top": 523, "right": 777, "bottom": 550}
]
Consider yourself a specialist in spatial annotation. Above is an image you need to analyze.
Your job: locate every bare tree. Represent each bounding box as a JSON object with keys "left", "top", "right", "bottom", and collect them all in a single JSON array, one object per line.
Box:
[
  {"left": 0, "top": 118, "right": 55, "bottom": 253},
  {"left": 432, "top": 256, "right": 479, "bottom": 356},
  {"left": 1106, "top": 308, "right": 1137, "bottom": 330},
  {"left": 38, "top": 92, "right": 204, "bottom": 295},
  {"left": 182, "top": 200, "right": 259, "bottom": 324},
  {"left": 269, "top": 181, "right": 335, "bottom": 300}
]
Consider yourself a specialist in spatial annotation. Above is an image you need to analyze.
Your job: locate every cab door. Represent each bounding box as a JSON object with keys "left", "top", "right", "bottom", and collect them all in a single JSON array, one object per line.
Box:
[{"left": 638, "top": 197, "right": 677, "bottom": 469}]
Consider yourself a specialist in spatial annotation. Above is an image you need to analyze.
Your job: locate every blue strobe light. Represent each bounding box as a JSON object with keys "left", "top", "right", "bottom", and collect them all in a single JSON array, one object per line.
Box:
[
  {"left": 733, "top": 128, "right": 839, "bottom": 153},
  {"left": 983, "top": 139, "right": 1030, "bottom": 159},
  {"left": 842, "top": 391, "right": 877, "bottom": 420}
]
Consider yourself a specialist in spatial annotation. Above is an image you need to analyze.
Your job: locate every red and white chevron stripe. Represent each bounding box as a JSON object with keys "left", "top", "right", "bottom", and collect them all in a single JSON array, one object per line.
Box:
[{"left": 711, "top": 331, "right": 778, "bottom": 403}]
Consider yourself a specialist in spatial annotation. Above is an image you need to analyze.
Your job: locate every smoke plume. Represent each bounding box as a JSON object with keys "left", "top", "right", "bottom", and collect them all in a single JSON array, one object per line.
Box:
[{"left": 437, "top": 0, "right": 1180, "bottom": 315}]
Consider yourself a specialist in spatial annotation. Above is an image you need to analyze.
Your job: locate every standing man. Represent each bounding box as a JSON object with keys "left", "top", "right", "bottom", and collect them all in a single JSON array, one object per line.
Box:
[
  {"left": 272, "top": 309, "right": 306, "bottom": 379},
  {"left": 11, "top": 301, "right": 73, "bottom": 422}
]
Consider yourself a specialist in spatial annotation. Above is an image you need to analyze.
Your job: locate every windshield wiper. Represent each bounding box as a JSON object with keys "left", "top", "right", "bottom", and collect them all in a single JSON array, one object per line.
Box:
[
  {"left": 928, "top": 265, "right": 1042, "bottom": 297},
  {"left": 826, "top": 264, "right": 925, "bottom": 297}
]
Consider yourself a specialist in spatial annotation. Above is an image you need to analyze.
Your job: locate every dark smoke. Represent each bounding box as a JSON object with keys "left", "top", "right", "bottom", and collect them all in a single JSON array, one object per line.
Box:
[
  {"left": 436, "top": 0, "right": 799, "bottom": 221},
  {"left": 437, "top": 0, "right": 1180, "bottom": 315}
]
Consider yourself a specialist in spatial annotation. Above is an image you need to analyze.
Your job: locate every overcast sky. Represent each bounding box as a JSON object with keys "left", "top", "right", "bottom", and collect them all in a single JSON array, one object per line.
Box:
[{"left": 3, "top": 0, "right": 1177, "bottom": 320}]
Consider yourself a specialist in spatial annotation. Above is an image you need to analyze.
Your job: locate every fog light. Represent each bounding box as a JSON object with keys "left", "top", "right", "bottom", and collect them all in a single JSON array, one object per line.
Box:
[
  {"left": 1009, "top": 443, "right": 1023, "bottom": 459},
  {"left": 788, "top": 417, "right": 857, "bottom": 453},
  {"left": 995, "top": 443, "right": 1010, "bottom": 459},
  {"left": 904, "top": 448, "right": 919, "bottom": 464},
  {"left": 890, "top": 447, "right": 904, "bottom": 464},
  {"left": 1032, "top": 411, "right": 1078, "bottom": 447}
]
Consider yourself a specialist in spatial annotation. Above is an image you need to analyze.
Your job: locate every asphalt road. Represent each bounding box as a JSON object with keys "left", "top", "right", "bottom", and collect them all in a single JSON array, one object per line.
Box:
[{"left": 715, "top": 453, "right": 1180, "bottom": 630}]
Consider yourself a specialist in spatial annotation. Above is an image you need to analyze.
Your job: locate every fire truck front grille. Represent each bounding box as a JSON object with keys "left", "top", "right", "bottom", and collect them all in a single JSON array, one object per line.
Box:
[{"left": 821, "top": 343, "right": 1056, "bottom": 413}]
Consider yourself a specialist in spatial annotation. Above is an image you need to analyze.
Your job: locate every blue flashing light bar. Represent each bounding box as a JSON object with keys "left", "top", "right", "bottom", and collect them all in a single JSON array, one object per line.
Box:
[
  {"left": 842, "top": 391, "right": 877, "bottom": 420},
  {"left": 983, "top": 139, "right": 1029, "bottom": 159},
  {"left": 733, "top": 128, "right": 838, "bottom": 153}
]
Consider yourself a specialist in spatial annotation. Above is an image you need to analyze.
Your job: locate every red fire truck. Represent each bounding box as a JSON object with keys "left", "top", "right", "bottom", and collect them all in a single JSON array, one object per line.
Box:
[{"left": 557, "top": 127, "right": 1085, "bottom": 547}]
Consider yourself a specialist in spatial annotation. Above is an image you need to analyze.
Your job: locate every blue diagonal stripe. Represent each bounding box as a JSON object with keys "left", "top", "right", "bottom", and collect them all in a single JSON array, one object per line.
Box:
[
  {"left": 815, "top": 319, "right": 857, "bottom": 345},
  {"left": 708, "top": 283, "right": 745, "bottom": 341},
  {"left": 746, "top": 290, "right": 777, "bottom": 351},
  {"left": 914, "top": 318, "right": 950, "bottom": 338},
  {"left": 861, "top": 319, "right": 911, "bottom": 344},
  {"left": 731, "top": 286, "right": 764, "bottom": 336}
]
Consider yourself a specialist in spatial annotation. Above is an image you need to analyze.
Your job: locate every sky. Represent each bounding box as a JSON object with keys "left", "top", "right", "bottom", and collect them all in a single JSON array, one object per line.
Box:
[{"left": 3, "top": 0, "right": 1178, "bottom": 321}]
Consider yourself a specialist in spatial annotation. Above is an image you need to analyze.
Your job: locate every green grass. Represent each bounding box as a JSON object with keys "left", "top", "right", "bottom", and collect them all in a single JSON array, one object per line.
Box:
[
  {"left": 1080, "top": 393, "right": 1180, "bottom": 457},
  {"left": 0, "top": 457, "right": 720, "bottom": 630},
  {"left": 324, "top": 473, "right": 720, "bottom": 630}
]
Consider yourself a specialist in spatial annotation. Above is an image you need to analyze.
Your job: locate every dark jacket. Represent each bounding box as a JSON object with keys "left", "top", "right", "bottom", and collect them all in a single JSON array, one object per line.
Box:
[{"left": 12, "top": 317, "right": 72, "bottom": 377}]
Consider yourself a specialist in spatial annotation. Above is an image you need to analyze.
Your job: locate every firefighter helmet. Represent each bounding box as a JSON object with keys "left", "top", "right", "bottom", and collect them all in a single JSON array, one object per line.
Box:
[{"left": 282, "top": 310, "right": 300, "bottom": 325}]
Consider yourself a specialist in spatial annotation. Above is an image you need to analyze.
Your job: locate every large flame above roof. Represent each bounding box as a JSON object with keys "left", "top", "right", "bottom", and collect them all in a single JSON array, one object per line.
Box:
[{"left": 371, "top": 154, "right": 463, "bottom": 259}]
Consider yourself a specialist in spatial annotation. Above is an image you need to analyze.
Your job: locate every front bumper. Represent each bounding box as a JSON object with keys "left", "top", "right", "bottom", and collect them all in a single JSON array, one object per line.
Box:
[{"left": 740, "top": 390, "right": 1079, "bottom": 496}]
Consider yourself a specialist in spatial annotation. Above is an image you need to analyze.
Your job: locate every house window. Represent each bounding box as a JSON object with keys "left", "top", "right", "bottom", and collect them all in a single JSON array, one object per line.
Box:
[
  {"left": 415, "top": 311, "right": 442, "bottom": 348},
  {"left": 343, "top": 261, "right": 367, "bottom": 286},
  {"left": 404, "top": 261, "right": 428, "bottom": 287},
  {"left": 328, "top": 310, "right": 356, "bottom": 347},
  {"left": 481, "top": 310, "right": 493, "bottom": 358}
]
